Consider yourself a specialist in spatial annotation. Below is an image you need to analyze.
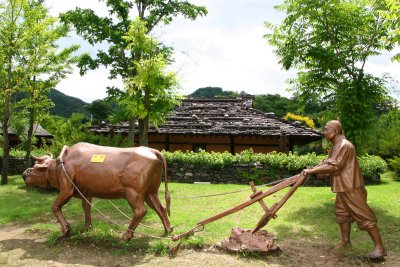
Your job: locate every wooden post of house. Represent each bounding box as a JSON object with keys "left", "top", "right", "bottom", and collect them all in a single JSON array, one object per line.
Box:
[
  {"left": 279, "top": 134, "right": 289, "bottom": 154},
  {"left": 230, "top": 135, "right": 235, "bottom": 154},
  {"left": 165, "top": 134, "right": 170, "bottom": 151}
]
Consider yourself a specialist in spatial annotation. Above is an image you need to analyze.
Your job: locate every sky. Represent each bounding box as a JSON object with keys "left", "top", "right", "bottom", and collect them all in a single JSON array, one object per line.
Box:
[{"left": 46, "top": 0, "right": 400, "bottom": 103}]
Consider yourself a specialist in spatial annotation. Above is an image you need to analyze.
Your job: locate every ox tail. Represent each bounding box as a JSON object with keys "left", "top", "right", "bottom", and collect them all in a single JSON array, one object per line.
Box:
[{"left": 151, "top": 149, "right": 171, "bottom": 217}]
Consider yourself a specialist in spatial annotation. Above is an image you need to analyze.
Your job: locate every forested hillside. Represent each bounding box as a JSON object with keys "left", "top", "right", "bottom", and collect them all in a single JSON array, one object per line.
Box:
[{"left": 48, "top": 89, "right": 88, "bottom": 117}]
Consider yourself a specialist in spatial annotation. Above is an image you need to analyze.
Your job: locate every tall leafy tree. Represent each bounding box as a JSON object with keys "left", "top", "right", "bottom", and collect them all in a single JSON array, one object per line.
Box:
[
  {"left": 0, "top": 0, "right": 73, "bottom": 184},
  {"left": 385, "top": 0, "right": 400, "bottom": 61},
  {"left": 85, "top": 99, "right": 113, "bottom": 124},
  {"left": 15, "top": 1, "right": 78, "bottom": 169},
  {"left": 366, "top": 109, "right": 400, "bottom": 158},
  {"left": 121, "top": 18, "right": 181, "bottom": 145},
  {"left": 265, "top": 0, "right": 396, "bottom": 152},
  {"left": 60, "top": 0, "right": 207, "bottom": 146},
  {"left": 0, "top": 0, "right": 77, "bottom": 183}
]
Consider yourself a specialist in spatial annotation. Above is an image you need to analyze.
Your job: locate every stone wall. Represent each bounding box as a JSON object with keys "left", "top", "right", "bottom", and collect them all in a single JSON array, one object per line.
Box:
[
  {"left": 0, "top": 157, "right": 27, "bottom": 176},
  {"left": 167, "top": 162, "right": 331, "bottom": 186},
  {"left": 3, "top": 158, "right": 380, "bottom": 186}
]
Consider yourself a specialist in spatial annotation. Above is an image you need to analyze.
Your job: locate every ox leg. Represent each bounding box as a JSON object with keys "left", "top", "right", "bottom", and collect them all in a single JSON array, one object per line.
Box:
[
  {"left": 81, "top": 197, "right": 93, "bottom": 230},
  {"left": 145, "top": 193, "right": 173, "bottom": 234},
  {"left": 52, "top": 191, "right": 74, "bottom": 237},
  {"left": 121, "top": 189, "right": 147, "bottom": 242}
]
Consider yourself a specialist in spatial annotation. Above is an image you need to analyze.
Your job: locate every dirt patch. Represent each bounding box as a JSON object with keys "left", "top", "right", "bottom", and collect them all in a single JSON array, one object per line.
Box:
[
  {"left": 0, "top": 224, "right": 397, "bottom": 267},
  {"left": 219, "top": 227, "right": 279, "bottom": 253}
]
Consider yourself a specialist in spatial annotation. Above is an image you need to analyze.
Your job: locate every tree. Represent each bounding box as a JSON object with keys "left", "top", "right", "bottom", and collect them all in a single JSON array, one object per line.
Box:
[
  {"left": 60, "top": 0, "right": 207, "bottom": 146},
  {"left": 385, "top": 0, "right": 400, "bottom": 61},
  {"left": 253, "top": 94, "right": 301, "bottom": 118},
  {"left": 265, "top": 0, "right": 396, "bottom": 152},
  {"left": 16, "top": 1, "right": 78, "bottom": 169},
  {"left": 120, "top": 18, "right": 181, "bottom": 145},
  {"left": 190, "top": 87, "right": 237, "bottom": 98},
  {"left": 0, "top": 0, "right": 50, "bottom": 184},
  {"left": 366, "top": 109, "right": 400, "bottom": 158},
  {"left": 85, "top": 99, "right": 113, "bottom": 124},
  {"left": 0, "top": 0, "right": 77, "bottom": 183}
]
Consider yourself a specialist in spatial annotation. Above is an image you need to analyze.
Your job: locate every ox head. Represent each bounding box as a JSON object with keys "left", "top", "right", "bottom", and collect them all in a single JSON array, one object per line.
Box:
[{"left": 23, "top": 154, "right": 55, "bottom": 189}]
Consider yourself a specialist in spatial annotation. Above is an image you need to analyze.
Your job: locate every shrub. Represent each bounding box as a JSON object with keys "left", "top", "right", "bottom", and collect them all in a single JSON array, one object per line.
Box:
[
  {"left": 358, "top": 154, "right": 387, "bottom": 182},
  {"left": 283, "top": 112, "right": 316, "bottom": 128},
  {"left": 163, "top": 150, "right": 386, "bottom": 181},
  {"left": 388, "top": 156, "right": 400, "bottom": 181}
]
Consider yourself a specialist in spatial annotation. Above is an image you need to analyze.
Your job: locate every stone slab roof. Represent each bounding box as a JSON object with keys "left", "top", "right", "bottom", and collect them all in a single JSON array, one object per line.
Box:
[
  {"left": 91, "top": 97, "right": 322, "bottom": 141},
  {"left": 1, "top": 123, "right": 53, "bottom": 137},
  {"left": 154, "top": 97, "right": 322, "bottom": 139}
]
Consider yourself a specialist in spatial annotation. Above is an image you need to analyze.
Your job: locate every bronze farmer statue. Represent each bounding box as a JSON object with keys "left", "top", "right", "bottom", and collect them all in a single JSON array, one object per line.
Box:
[{"left": 303, "top": 120, "right": 386, "bottom": 260}]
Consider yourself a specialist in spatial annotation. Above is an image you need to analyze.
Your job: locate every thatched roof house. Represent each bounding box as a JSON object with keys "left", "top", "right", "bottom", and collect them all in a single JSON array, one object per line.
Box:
[
  {"left": 91, "top": 96, "right": 322, "bottom": 153},
  {"left": 1, "top": 124, "right": 54, "bottom": 147}
]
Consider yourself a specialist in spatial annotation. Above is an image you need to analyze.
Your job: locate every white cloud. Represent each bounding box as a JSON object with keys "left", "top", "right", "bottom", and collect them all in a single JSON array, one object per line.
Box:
[{"left": 45, "top": 0, "right": 400, "bottom": 103}]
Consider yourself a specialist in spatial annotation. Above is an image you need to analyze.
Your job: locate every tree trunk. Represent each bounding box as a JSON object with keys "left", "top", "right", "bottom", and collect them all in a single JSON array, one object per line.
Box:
[
  {"left": 138, "top": 118, "right": 148, "bottom": 147},
  {"left": 1, "top": 52, "right": 13, "bottom": 185},
  {"left": 128, "top": 116, "right": 136, "bottom": 146},
  {"left": 139, "top": 86, "right": 150, "bottom": 147},
  {"left": 24, "top": 109, "right": 35, "bottom": 169},
  {"left": 1, "top": 94, "right": 10, "bottom": 185}
]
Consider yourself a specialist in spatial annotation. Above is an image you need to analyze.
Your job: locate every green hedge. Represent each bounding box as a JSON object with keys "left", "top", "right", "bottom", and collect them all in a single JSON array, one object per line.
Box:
[
  {"left": 388, "top": 156, "right": 400, "bottom": 181},
  {"left": 163, "top": 150, "right": 387, "bottom": 181}
]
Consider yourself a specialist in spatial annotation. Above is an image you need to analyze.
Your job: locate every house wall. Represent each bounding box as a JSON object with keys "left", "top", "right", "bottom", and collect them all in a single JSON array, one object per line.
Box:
[{"left": 148, "top": 133, "right": 282, "bottom": 153}]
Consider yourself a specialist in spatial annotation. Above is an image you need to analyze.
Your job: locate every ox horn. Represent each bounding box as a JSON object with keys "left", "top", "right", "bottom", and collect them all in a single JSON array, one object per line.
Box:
[{"left": 32, "top": 155, "right": 42, "bottom": 161}]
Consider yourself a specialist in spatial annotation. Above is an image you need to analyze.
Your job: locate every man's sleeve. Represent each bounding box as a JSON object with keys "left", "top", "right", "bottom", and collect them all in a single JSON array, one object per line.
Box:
[{"left": 325, "top": 144, "right": 352, "bottom": 173}]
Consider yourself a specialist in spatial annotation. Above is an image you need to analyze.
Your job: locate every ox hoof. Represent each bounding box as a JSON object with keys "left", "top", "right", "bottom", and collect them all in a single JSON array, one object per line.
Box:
[
  {"left": 63, "top": 227, "right": 71, "bottom": 238},
  {"left": 165, "top": 226, "right": 174, "bottom": 234},
  {"left": 120, "top": 233, "right": 133, "bottom": 242}
]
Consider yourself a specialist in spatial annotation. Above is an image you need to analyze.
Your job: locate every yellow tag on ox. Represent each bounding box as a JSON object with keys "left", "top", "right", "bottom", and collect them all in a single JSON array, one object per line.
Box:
[{"left": 90, "top": 154, "right": 106, "bottom": 163}]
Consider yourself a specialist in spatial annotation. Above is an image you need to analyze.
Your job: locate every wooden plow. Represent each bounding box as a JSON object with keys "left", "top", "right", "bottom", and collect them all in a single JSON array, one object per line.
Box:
[{"left": 172, "top": 172, "right": 307, "bottom": 241}]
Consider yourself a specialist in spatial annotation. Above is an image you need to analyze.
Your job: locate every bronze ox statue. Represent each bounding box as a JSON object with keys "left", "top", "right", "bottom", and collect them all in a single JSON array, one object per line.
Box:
[{"left": 22, "top": 142, "right": 173, "bottom": 241}]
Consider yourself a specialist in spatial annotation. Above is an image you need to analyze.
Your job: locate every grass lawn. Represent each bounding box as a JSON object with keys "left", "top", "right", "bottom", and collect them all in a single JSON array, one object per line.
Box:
[{"left": 0, "top": 173, "right": 399, "bottom": 257}]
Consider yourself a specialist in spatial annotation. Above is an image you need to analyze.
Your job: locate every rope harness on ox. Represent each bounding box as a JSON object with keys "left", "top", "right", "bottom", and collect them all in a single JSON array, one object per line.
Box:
[{"left": 57, "top": 156, "right": 171, "bottom": 240}]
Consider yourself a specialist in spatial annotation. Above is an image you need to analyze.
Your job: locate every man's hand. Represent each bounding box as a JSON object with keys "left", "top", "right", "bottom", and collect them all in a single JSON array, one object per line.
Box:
[{"left": 302, "top": 168, "right": 314, "bottom": 176}]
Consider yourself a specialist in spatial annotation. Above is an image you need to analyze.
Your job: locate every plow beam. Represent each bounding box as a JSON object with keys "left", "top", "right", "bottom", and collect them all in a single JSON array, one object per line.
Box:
[{"left": 197, "top": 173, "right": 305, "bottom": 226}]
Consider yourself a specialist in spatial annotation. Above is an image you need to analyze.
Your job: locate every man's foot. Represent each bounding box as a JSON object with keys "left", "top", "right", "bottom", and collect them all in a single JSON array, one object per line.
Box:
[
  {"left": 368, "top": 248, "right": 387, "bottom": 260},
  {"left": 334, "top": 241, "right": 352, "bottom": 250}
]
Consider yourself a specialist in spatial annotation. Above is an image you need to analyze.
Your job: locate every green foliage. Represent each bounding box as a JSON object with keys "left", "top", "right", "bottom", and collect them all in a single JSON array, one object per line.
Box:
[
  {"left": 388, "top": 157, "right": 400, "bottom": 180},
  {"left": 148, "top": 241, "right": 170, "bottom": 255},
  {"left": 384, "top": 0, "right": 400, "bottom": 61},
  {"left": 163, "top": 150, "right": 386, "bottom": 179},
  {"left": 365, "top": 109, "right": 400, "bottom": 158},
  {"left": 122, "top": 18, "right": 182, "bottom": 128},
  {"left": 0, "top": 0, "right": 78, "bottom": 184},
  {"left": 60, "top": 0, "right": 207, "bottom": 145},
  {"left": 85, "top": 99, "right": 113, "bottom": 124},
  {"left": 40, "top": 113, "right": 130, "bottom": 155},
  {"left": 48, "top": 89, "right": 88, "bottom": 117},
  {"left": 253, "top": 94, "right": 301, "bottom": 118},
  {"left": 265, "top": 0, "right": 395, "bottom": 152},
  {"left": 358, "top": 154, "right": 388, "bottom": 180},
  {"left": 190, "top": 87, "right": 238, "bottom": 98}
]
